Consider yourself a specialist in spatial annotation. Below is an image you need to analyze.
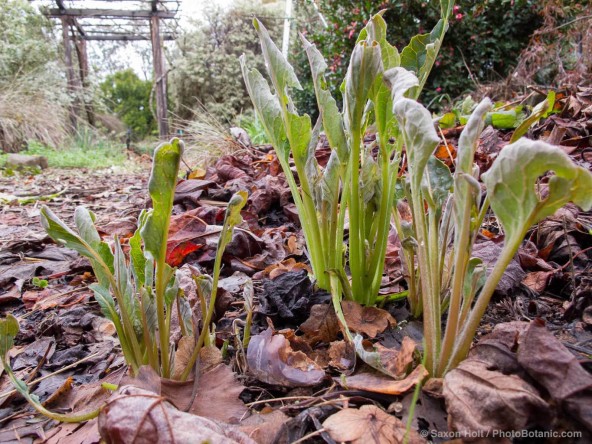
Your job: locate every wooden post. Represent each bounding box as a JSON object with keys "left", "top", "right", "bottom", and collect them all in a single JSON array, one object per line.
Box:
[
  {"left": 150, "top": 14, "right": 169, "bottom": 139},
  {"left": 74, "top": 36, "right": 96, "bottom": 126},
  {"left": 61, "top": 17, "right": 80, "bottom": 131}
]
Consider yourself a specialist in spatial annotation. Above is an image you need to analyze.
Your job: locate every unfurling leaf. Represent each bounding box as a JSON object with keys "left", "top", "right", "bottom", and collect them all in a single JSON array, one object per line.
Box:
[
  {"left": 141, "top": 138, "right": 183, "bottom": 265},
  {"left": 482, "top": 139, "right": 592, "bottom": 245}
]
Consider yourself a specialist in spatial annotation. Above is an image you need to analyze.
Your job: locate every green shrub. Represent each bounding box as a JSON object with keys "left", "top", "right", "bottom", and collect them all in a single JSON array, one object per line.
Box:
[
  {"left": 170, "top": 4, "right": 282, "bottom": 123},
  {"left": 100, "top": 69, "right": 155, "bottom": 139}
]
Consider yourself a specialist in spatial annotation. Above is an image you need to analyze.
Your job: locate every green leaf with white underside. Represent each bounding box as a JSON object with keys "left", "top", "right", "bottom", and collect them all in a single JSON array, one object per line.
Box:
[
  {"left": 240, "top": 59, "right": 289, "bottom": 161},
  {"left": 178, "top": 292, "right": 193, "bottom": 336},
  {"left": 40, "top": 206, "right": 113, "bottom": 288},
  {"left": 253, "top": 18, "right": 301, "bottom": 97},
  {"left": 384, "top": 67, "right": 419, "bottom": 104},
  {"left": 393, "top": 98, "right": 440, "bottom": 189},
  {"left": 482, "top": 139, "right": 592, "bottom": 245},
  {"left": 164, "top": 270, "right": 180, "bottom": 308},
  {"left": 302, "top": 34, "right": 348, "bottom": 163},
  {"left": 140, "top": 138, "right": 183, "bottom": 265}
]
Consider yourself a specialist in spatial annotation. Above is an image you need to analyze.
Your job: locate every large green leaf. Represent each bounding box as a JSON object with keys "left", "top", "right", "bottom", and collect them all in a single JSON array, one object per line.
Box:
[
  {"left": 130, "top": 209, "right": 148, "bottom": 287},
  {"left": 141, "top": 138, "right": 183, "bottom": 265},
  {"left": 89, "top": 283, "right": 118, "bottom": 323},
  {"left": 253, "top": 18, "right": 301, "bottom": 99},
  {"left": 344, "top": 41, "right": 383, "bottom": 132},
  {"left": 240, "top": 59, "right": 289, "bottom": 161},
  {"left": 400, "top": 19, "right": 446, "bottom": 96},
  {"left": 441, "top": 0, "right": 455, "bottom": 18},
  {"left": 483, "top": 139, "right": 592, "bottom": 245},
  {"left": 302, "top": 34, "right": 348, "bottom": 162},
  {"left": 393, "top": 98, "right": 440, "bottom": 189},
  {"left": 287, "top": 112, "right": 312, "bottom": 163}
]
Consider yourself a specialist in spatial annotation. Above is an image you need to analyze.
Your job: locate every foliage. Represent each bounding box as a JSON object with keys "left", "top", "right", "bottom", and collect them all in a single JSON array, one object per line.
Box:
[
  {"left": 242, "top": 4, "right": 453, "bottom": 310},
  {"left": 39, "top": 138, "right": 247, "bottom": 380},
  {"left": 393, "top": 90, "right": 592, "bottom": 376},
  {"left": 100, "top": 69, "right": 156, "bottom": 140},
  {"left": 0, "top": 0, "right": 56, "bottom": 81},
  {"left": 295, "top": 0, "right": 543, "bottom": 113},
  {"left": 170, "top": 4, "right": 282, "bottom": 122}
]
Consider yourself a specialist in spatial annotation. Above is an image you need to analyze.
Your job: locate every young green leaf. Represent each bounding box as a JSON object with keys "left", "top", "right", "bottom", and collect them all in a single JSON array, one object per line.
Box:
[
  {"left": 510, "top": 91, "right": 556, "bottom": 143},
  {"left": 141, "top": 138, "right": 183, "bottom": 265},
  {"left": 482, "top": 139, "right": 592, "bottom": 245}
]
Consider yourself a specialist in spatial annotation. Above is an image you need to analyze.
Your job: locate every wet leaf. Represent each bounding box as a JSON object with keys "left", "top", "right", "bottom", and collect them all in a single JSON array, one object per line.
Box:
[{"left": 246, "top": 328, "right": 325, "bottom": 387}]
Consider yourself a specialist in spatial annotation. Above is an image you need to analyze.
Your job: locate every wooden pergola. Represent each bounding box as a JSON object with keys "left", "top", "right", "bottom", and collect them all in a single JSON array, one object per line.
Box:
[{"left": 37, "top": 0, "right": 181, "bottom": 139}]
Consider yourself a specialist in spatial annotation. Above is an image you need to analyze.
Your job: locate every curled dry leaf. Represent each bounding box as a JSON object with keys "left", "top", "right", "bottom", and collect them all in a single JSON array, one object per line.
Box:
[
  {"left": 247, "top": 328, "right": 325, "bottom": 387},
  {"left": 336, "top": 364, "right": 429, "bottom": 396},
  {"left": 98, "top": 386, "right": 255, "bottom": 444},
  {"left": 517, "top": 320, "right": 592, "bottom": 430},
  {"left": 443, "top": 357, "right": 552, "bottom": 436},
  {"left": 323, "top": 405, "right": 425, "bottom": 444},
  {"left": 354, "top": 335, "right": 416, "bottom": 379},
  {"left": 342, "top": 300, "right": 396, "bottom": 338},
  {"left": 238, "top": 410, "right": 289, "bottom": 444}
]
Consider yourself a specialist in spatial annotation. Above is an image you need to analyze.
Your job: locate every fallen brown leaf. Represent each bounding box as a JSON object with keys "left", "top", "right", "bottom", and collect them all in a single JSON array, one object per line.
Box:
[
  {"left": 98, "top": 386, "right": 254, "bottom": 444},
  {"left": 299, "top": 304, "right": 340, "bottom": 345},
  {"left": 336, "top": 364, "right": 428, "bottom": 395},
  {"left": 342, "top": 300, "right": 396, "bottom": 338},
  {"left": 517, "top": 320, "right": 592, "bottom": 430},
  {"left": 443, "top": 356, "right": 552, "bottom": 437},
  {"left": 323, "top": 404, "right": 425, "bottom": 444}
]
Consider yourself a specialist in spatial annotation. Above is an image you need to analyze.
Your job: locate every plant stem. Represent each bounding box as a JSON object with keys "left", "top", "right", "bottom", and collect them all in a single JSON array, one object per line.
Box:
[{"left": 348, "top": 129, "right": 364, "bottom": 301}]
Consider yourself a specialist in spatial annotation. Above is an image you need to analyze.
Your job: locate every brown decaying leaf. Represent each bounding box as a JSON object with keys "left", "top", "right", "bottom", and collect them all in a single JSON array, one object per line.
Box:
[
  {"left": 328, "top": 340, "right": 356, "bottom": 372},
  {"left": 125, "top": 348, "right": 248, "bottom": 425},
  {"left": 342, "top": 300, "right": 396, "bottom": 338},
  {"left": 247, "top": 328, "right": 325, "bottom": 387},
  {"left": 98, "top": 386, "right": 255, "bottom": 444},
  {"left": 336, "top": 364, "right": 428, "bottom": 396},
  {"left": 323, "top": 405, "right": 425, "bottom": 444},
  {"left": 522, "top": 270, "right": 555, "bottom": 293},
  {"left": 443, "top": 354, "right": 552, "bottom": 436},
  {"left": 517, "top": 320, "right": 592, "bottom": 431},
  {"left": 238, "top": 410, "right": 289, "bottom": 444},
  {"left": 299, "top": 303, "right": 340, "bottom": 345}
]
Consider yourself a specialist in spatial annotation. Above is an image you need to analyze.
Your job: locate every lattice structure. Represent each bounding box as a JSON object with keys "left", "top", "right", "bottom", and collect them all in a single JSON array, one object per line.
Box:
[{"left": 33, "top": 0, "right": 182, "bottom": 138}]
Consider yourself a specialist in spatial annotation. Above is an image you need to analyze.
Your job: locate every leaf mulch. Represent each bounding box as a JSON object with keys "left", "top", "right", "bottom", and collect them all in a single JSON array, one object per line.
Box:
[{"left": 1, "top": 88, "right": 592, "bottom": 443}]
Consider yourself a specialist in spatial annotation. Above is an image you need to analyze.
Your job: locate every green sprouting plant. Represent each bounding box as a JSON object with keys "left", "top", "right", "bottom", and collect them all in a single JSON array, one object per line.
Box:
[
  {"left": 241, "top": 1, "right": 455, "bottom": 308},
  {"left": 391, "top": 84, "right": 592, "bottom": 376},
  {"left": 35, "top": 138, "right": 247, "bottom": 380}
]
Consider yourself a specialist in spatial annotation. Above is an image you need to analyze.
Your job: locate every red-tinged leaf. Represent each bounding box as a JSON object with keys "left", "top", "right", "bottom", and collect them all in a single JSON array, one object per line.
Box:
[{"left": 165, "top": 241, "right": 202, "bottom": 267}]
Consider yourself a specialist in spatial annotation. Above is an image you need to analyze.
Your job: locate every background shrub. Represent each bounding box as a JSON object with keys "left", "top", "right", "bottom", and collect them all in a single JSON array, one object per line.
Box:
[
  {"left": 100, "top": 69, "right": 155, "bottom": 140},
  {"left": 294, "top": 0, "right": 543, "bottom": 114}
]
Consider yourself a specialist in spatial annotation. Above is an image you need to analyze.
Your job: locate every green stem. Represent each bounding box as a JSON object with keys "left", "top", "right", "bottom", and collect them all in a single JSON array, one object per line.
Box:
[
  {"left": 348, "top": 129, "right": 364, "bottom": 301},
  {"left": 444, "top": 234, "right": 524, "bottom": 373}
]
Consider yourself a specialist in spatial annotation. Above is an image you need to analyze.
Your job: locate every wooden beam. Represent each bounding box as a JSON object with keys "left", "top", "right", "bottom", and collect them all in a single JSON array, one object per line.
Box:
[
  {"left": 47, "top": 8, "right": 176, "bottom": 19},
  {"left": 74, "top": 36, "right": 95, "bottom": 126},
  {"left": 150, "top": 15, "right": 169, "bottom": 139},
  {"left": 83, "top": 34, "right": 176, "bottom": 41},
  {"left": 61, "top": 17, "right": 81, "bottom": 131}
]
